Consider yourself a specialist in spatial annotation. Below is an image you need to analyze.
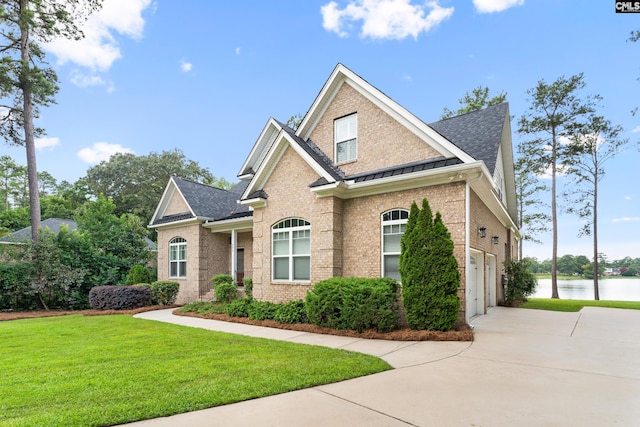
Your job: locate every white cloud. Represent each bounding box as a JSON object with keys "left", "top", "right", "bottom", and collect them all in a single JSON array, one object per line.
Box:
[
  {"left": 612, "top": 217, "right": 640, "bottom": 223},
  {"left": 321, "top": 0, "right": 454, "bottom": 40},
  {"left": 35, "top": 137, "right": 60, "bottom": 150},
  {"left": 625, "top": 196, "right": 632, "bottom": 201},
  {"left": 70, "top": 71, "right": 106, "bottom": 88},
  {"left": 77, "top": 142, "right": 134, "bottom": 164},
  {"left": 44, "top": 0, "right": 152, "bottom": 72},
  {"left": 632, "top": 125, "right": 640, "bottom": 133},
  {"left": 236, "top": 47, "right": 241, "bottom": 55},
  {"left": 402, "top": 74, "right": 412, "bottom": 81},
  {"left": 473, "top": 0, "right": 524, "bottom": 13},
  {"left": 180, "top": 60, "right": 193, "bottom": 73}
]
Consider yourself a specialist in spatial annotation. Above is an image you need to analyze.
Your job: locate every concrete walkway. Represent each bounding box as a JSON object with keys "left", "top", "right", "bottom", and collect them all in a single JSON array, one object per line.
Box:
[{"left": 123, "top": 306, "right": 640, "bottom": 426}]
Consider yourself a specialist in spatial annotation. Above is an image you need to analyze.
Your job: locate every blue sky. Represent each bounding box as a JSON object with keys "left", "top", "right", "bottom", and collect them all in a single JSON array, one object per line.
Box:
[{"left": 3, "top": 0, "right": 639, "bottom": 261}]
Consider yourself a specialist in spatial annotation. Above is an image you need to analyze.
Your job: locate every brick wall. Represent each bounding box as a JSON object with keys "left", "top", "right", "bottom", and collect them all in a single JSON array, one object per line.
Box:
[
  {"left": 308, "top": 83, "right": 442, "bottom": 176},
  {"left": 157, "top": 223, "right": 230, "bottom": 304}
]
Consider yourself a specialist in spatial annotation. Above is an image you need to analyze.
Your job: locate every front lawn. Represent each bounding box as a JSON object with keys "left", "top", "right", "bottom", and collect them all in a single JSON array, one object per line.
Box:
[
  {"left": 521, "top": 298, "right": 640, "bottom": 312},
  {"left": 0, "top": 315, "right": 391, "bottom": 427}
]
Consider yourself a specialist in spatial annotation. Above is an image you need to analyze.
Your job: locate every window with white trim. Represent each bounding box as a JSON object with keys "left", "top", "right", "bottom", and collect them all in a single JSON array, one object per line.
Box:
[
  {"left": 382, "top": 209, "right": 409, "bottom": 281},
  {"left": 335, "top": 113, "right": 357, "bottom": 163},
  {"left": 169, "top": 237, "right": 187, "bottom": 278},
  {"left": 272, "top": 218, "right": 310, "bottom": 281}
]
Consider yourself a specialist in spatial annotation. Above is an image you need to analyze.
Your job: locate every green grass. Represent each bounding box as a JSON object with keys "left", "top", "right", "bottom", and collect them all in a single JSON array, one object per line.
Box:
[
  {"left": 521, "top": 298, "right": 640, "bottom": 312},
  {"left": 0, "top": 315, "right": 391, "bottom": 427}
]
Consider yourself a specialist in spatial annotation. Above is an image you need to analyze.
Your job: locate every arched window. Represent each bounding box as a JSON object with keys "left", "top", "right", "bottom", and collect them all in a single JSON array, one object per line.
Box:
[
  {"left": 169, "top": 237, "right": 187, "bottom": 278},
  {"left": 272, "top": 218, "right": 310, "bottom": 281},
  {"left": 382, "top": 209, "right": 409, "bottom": 281}
]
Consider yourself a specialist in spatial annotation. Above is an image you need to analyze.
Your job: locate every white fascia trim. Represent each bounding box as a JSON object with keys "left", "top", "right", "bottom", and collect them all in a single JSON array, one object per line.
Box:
[
  {"left": 239, "top": 197, "right": 267, "bottom": 209},
  {"left": 297, "top": 65, "right": 345, "bottom": 140},
  {"left": 203, "top": 217, "right": 253, "bottom": 233},
  {"left": 469, "top": 178, "right": 519, "bottom": 233},
  {"left": 237, "top": 118, "right": 282, "bottom": 179},
  {"left": 148, "top": 217, "right": 206, "bottom": 230}
]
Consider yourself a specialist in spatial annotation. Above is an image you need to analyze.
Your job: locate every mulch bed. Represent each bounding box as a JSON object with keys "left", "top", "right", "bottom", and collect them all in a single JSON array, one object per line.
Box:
[
  {"left": 174, "top": 310, "right": 474, "bottom": 341},
  {"left": 0, "top": 306, "right": 474, "bottom": 342}
]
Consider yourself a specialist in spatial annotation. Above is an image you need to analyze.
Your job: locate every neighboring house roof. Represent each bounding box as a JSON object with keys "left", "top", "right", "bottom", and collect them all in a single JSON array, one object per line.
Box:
[
  {"left": 150, "top": 176, "right": 250, "bottom": 227},
  {"left": 0, "top": 218, "right": 157, "bottom": 250},
  {"left": 429, "top": 103, "right": 508, "bottom": 175},
  {"left": 0, "top": 218, "right": 78, "bottom": 243}
]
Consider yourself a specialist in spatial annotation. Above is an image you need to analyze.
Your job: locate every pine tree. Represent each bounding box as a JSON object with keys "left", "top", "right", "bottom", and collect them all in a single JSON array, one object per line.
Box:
[{"left": 399, "top": 198, "right": 460, "bottom": 331}]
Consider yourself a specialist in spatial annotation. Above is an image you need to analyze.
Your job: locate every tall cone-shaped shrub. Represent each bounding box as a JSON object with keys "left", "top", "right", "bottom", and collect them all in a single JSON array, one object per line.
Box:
[{"left": 399, "top": 198, "right": 460, "bottom": 331}]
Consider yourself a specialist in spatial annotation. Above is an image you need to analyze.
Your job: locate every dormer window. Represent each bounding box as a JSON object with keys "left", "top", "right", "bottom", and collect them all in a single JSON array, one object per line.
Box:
[{"left": 335, "top": 113, "right": 357, "bottom": 163}]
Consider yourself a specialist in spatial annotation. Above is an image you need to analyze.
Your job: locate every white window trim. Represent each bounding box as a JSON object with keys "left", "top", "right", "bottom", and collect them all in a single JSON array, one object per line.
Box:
[
  {"left": 381, "top": 209, "right": 409, "bottom": 281},
  {"left": 272, "top": 219, "right": 311, "bottom": 282},
  {"left": 169, "top": 237, "right": 187, "bottom": 278},
  {"left": 335, "top": 113, "right": 357, "bottom": 164}
]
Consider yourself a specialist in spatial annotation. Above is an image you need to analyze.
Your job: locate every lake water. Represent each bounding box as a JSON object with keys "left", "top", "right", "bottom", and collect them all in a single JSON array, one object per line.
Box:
[{"left": 531, "top": 278, "right": 640, "bottom": 301}]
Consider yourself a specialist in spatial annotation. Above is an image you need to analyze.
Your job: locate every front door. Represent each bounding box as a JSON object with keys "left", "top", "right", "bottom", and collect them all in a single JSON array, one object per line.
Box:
[{"left": 236, "top": 248, "right": 245, "bottom": 286}]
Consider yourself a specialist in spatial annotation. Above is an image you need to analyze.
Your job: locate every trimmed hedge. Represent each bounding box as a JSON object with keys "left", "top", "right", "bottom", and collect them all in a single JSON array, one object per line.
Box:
[
  {"left": 226, "top": 298, "right": 251, "bottom": 317},
  {"left": 215, "top": 282, "right": 238, "bottom": 303},
  {"left": 247, "top": 300, "right": 279, "bottom": 321},
  {"left": 149, "top": 281, "right": 179, "bottom": 305},
  {"left": 273, "top": 300, "right": 308, "bottom": 324},
  {"left": 89, "top": 285, "right": 151, "bottom": 310},
  {"left": 305, "top": 277, "right": 399, "bottom": 333}
]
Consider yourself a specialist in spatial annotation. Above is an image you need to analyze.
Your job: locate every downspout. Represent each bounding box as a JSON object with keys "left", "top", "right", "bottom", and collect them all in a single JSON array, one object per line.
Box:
[
  {"left": 231, "top": 229, "right": 237, "bottom": 284},
  {"left": 465, "top": 172, "right": 483, "bottom": 324}
]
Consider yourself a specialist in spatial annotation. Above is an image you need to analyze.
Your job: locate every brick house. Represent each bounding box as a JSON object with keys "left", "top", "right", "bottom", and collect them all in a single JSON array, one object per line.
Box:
[{"left": 150, "top": 64, "right": 519, "bottom": 322}]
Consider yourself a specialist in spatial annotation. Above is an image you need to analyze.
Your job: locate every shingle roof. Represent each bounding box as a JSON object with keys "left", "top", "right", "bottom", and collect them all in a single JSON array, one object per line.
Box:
[
  {"left": 0, "top": 218, "right": 156, "bottom": 250},
  {"left": 0, "top": 218, "right": 78, "bottom": 243},
  {"left": 152, "top": 177, "right": 250, "bottom": 226},
  {"left": 428, "top": 103, "right": 508, "bottom": 174}
]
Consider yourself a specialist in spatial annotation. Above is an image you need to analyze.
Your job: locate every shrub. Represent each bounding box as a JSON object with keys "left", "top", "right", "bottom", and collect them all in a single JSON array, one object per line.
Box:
[
  {"left": 273, "top": 300, "right": 309, "bottom": 324},
  {"left": 226, "top": 298, "right": 251, "bottom": 317},
  {"left": 211, "top": 274, "right": 234, "bottom": 287},
  {"left": 89, "top": 285, "right": 151, "bottom": 310},
  {"left": 504, "top": 258, "right": 537, "bottom": 305},
  {"left": 0, "top": 261, "right": 33, "bottom": 310},
  {"left": 399, "top": 199, "right": 460, "bottom": 331},
  {"left": 243, "top": 278, "right": 253, "bottom": 300},
  {"left": 149, "top": 281, "right": 179, "bottom": 305},
  {"left": 305, "top": 277, "right": 399, "bottom": 332},
  {"left": 215, "top": 282, "right": 238, "bottom": 303},
  {"left": 248, "top": 300, "right": 279, "bottom": 321},
  {"left": 125, "top": 265, "right": 154, "bottom": 286}
]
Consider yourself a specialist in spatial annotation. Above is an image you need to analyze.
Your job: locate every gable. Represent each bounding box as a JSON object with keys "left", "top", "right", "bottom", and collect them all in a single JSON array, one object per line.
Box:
[
  {"left": 164, "top": 189, "right": 190, "bottom": 216},
  {"left": 308, "top": 83, "right": 443, "bottom": 176}
]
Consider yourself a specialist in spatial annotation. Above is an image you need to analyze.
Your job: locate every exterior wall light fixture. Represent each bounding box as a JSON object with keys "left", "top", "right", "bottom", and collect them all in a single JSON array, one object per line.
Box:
[
  {"left": 492, "top": 236, "right": 499, "bottom": 245},
  {"left": 478, "top": 227, "right": 487, "bottom": 238}
]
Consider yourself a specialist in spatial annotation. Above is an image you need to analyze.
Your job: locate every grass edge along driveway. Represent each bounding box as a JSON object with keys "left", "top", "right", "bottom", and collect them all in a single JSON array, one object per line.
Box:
[{"left": 0, "top": 315, "right": 391, "bottom": 427}]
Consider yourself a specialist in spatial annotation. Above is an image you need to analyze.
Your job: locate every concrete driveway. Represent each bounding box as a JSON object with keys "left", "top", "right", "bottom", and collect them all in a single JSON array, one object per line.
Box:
[{"left": 126, "top": 306, "right": 640, "bottom": 426}]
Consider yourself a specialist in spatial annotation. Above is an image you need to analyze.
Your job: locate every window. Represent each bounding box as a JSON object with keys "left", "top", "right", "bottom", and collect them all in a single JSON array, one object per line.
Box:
[
  {"left": 272, "top": 218, "right": 310, "bottom": 281},
  {"left": 382, "top": 209, "right": 409, "bottom": 281},
  {"left": 169, "top": 237, "right": 187, "bottom": 278},
  {"left": 335, "top": 114, "right": 357, "bottom": 163}
]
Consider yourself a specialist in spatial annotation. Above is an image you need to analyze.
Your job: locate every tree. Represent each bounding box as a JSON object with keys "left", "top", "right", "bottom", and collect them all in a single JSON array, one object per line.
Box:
[
  {"left": 441, "top": 86, "right": 507, "bottom": 119},
  {"left": 286, "top": 113, "right": 304, "bottom": 130},
  {"left": 84, "top": 149, "right": 227, "bottom": 230},
  {"left": 518, "top": 74, "right": 601, "bottom": 298},
  {"left": 0, "top": 0, "right": 101, "bottom": 241},
  {"left": 564, "top": 115, "right": 628, "bottom": 299},
  {"left": 0, "top": 155, "right": 24, "bottom": 210},
  {"left": 399, "top": 198, "right": 460, "bottom": 331},
  {"left": 514, "top": 155, "right": 550, "bottom": 259},
  {"left": 37, "top": 170, "right": 57, "bottom": 197}
]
